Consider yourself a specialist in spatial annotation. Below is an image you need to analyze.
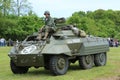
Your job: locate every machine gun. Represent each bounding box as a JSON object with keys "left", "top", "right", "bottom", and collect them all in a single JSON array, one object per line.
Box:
[
  {"left": 54, "top": 17, "right": 66, "bottom": 24},
  {"left": 54, "top": 17, "right": 71, "bottom": 30}
]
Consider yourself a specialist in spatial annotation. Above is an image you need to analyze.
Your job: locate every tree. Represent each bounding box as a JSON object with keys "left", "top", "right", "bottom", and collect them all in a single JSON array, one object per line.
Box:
[
  {"left": 114, "top": 33, "right": 120, "bottom": 41},
  {"left": 67, "top": 10, "right": 120, "bottom": 39},
  {"left": 0, "top": 17, "right": 17, "bottom": 39},
  {"left": 12, "top": 0, "right": 32, "bottom": 16},
  {"left": 0, "top": 0, "right": 12, "bottom": 16},
  {"left": 16, "top": 14, "right": 44, "bottom": 40}
]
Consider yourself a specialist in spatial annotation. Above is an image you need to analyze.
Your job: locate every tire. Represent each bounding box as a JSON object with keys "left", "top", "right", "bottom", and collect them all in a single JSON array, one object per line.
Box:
[
  {"left": 10, "top": 60, "right": 29, "bottom": 74},
  {"left": 49, "top": 55, "right": 69, "bottom": 75},
  {"left": 79, "top": 55, "right": 94, "bottom": 69},
  {"left": 44, "top": 56, "right": 50, "bottom": 70},
  {"left": 94, "top": 53, "right": 107, "bottom": 66}
]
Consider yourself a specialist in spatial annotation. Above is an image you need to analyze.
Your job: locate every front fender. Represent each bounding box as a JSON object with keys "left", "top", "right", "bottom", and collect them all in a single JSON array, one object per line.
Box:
[{"left": 41, "top": 44, "right": 72, "bottom": 56}]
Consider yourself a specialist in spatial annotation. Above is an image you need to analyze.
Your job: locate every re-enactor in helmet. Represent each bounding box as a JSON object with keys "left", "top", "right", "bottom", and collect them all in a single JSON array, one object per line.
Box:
[{"left": 37, "top": 11, "right": 56, "bottom": 40}]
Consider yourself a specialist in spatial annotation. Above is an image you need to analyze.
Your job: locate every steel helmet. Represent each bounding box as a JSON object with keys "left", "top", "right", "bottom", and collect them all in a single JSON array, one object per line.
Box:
[{"left": 44, "top": 11, "right": 50, "bottom": 15}]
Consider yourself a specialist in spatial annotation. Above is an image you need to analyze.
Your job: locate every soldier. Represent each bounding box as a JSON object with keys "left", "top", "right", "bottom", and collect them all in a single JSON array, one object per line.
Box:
[
  {"left": 70, "top": 25, "right": 86, "bottom": 37},
  {"left": 37, "top": 11, "right": 56, "bottom": 40}
]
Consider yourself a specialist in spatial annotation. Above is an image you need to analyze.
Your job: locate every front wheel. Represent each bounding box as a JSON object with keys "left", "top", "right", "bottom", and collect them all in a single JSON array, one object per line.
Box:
[
  {"left": 10, "top": 60, "right": 29, "bottom": 74},
  {"left": 94, "top": 53, "right": 107, "bottom": 66},
  {"left": 49, "top": 55, "right": 69, "bottom": 75}
]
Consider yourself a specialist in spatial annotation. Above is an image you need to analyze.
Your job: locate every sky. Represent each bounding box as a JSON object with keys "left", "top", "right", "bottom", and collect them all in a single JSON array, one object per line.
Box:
[{"left": 29, "top": 0, "right": 120, "bottom": 18}]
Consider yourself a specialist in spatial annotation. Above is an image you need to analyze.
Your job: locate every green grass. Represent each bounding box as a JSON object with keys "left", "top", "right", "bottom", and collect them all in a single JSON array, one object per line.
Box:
[{"left": 0, "top": 47, "right": 120, "bottom": 80}]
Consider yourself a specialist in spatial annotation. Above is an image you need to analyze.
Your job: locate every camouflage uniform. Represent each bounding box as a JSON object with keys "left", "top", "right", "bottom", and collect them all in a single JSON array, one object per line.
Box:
[
  {"left": 44, "top": 16, "right": 56, "bottom": 33},
  {"left": 37, "top": 11, "right": 56, "bottom": 40}
]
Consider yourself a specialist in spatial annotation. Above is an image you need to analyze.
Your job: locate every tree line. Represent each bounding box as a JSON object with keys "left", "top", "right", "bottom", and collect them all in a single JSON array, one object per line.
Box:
[
  {"left": 67, "top": 9, "right": 120, "bottom": 41},
  {"left": 0, "top": 0, "right": 44, "bottom": 40},
  {"left": 0, "top": 0, "right": 120, "bottom": 41}
]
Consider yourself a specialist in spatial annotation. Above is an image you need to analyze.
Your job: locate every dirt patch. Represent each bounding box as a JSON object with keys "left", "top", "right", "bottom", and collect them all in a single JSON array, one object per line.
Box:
[
  {"left": 115, "top": 69, "right": 120, "bottom": 74},
  {"left": 95, "top": 76, "right": 120, "bottom": 80}
]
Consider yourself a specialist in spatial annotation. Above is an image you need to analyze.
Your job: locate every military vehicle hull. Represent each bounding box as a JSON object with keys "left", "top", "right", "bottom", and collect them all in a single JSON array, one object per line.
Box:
[{"left": 8, "top": 30, "right": 109, "bottom": 75}]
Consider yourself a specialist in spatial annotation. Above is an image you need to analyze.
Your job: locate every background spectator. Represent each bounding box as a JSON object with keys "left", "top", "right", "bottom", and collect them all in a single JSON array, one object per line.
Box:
[
  {"left": 0, "top": 38, "right": 6, "bottom": 46},
  {"left": 8, "top": 38, "right": 13, "bottom": 46}
]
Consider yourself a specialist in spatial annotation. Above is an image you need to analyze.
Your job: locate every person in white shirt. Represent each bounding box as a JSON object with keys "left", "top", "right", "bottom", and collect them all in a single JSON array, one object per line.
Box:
[{"left": 0, "top": 38, "right": 5, "bottom": 46}]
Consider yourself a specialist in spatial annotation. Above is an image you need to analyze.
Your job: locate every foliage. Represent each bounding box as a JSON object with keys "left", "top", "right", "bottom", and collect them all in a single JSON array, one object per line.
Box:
[
  {"left": 17, "top": 15, "right": 44, "bottom": 40},
  {"left": 0, "top": 3, "right": 120, "bottom": 41},
  {"left": 67, "top": 9, "right": 120, "bottom": 40},
  {"left": 0, "top": 0, "right": 31, "bottom": 16},
  {"left": 0, "top": 0, "right": 44, "bottom": 40},
  {"left": 0, "top": 13, "right": 44, "bottom": 40},
  {"left": 0, "top": 0, "right": 12, "bottom": 16},
  {"left": 0, "top": 17, "right": 17, "bottom": 39},
  {"left": 12, "top": 0, "right": 32, "bottom": 16},
  {"left": 114, "top": 33, "right": 120, "bottom": 41}
]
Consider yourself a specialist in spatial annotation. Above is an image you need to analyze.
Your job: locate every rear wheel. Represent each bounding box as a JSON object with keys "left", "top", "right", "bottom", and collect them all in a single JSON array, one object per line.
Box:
[
  {"left": 49, "top": 55, "right": 69, "bottom": 75},
  {"left": 10, "top": 60, "right": 29, "bottom": 74},
  {"left": 79, "top": 55, "right": 94, "bottom": 69},
  {"left": 94, "top": 53, "right": 107, "bottom": 66}
]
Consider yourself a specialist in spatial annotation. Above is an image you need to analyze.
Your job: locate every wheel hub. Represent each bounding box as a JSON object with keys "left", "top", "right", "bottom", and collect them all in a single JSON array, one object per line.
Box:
[
  {"left": 57, "top": 58, "right": 65, "bottom": 69},
  {"left": 85, "top": 55, "right": 92, "bottom": 64},
  {"left": 99, "top": 53, "right": 105, "bottom": 62}
]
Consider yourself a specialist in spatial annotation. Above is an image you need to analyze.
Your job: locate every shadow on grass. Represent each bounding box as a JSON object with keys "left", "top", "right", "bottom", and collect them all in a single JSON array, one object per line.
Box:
[
  {"left": 8, "top": 63, "right": 90, "bottom": 77},
  {"left": 27, "top": 64, "right": 82, "bottom": 76},
  {"left": 12, "top": 64, "right": 80, "bottom": 76},
  {"left": 27, "top": 69, "right": 52, "bottom": 76}
]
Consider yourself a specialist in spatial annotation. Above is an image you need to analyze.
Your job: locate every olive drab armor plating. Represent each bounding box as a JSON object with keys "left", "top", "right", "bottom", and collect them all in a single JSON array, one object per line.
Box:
[{"left": 8, "top": 22, "right": 109, "bottom": 75}]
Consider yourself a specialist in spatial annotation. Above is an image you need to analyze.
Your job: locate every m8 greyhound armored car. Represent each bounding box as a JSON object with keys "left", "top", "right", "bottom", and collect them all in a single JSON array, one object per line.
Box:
[{"left": 8, "top": 23, "right": 109, "bottom": 76}]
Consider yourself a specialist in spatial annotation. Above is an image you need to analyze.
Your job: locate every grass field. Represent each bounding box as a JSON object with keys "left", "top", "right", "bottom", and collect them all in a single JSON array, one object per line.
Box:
[{"left": 0, "top": 47, "right": 120, "bottom": 80}]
